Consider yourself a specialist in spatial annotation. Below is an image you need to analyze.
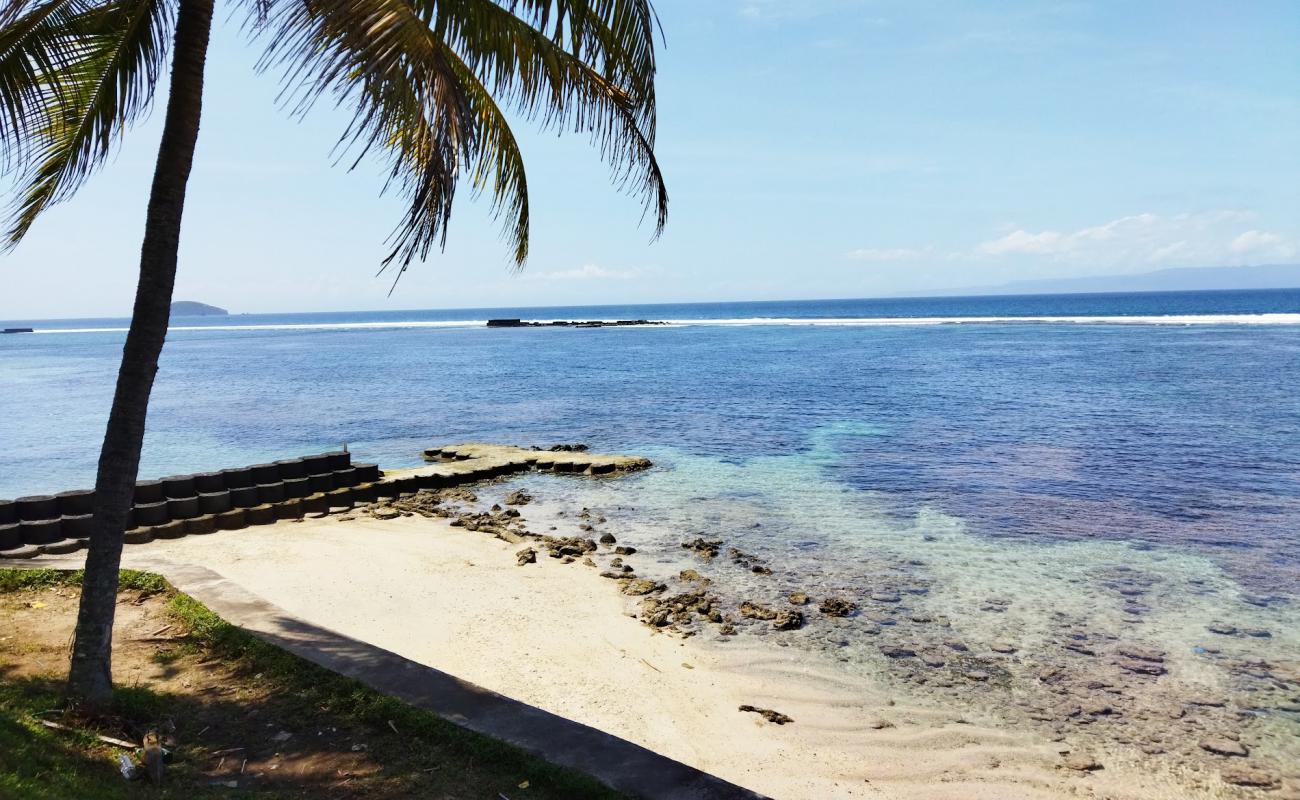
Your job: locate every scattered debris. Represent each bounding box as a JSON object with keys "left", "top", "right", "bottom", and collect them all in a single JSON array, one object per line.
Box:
[{"left": 739, "top": 705, "right": 793, "bottom": 725}]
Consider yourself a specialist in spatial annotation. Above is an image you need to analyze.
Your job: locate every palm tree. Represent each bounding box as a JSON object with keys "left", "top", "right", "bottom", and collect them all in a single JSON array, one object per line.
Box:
[{"left": 1, "top": 0, "right": 666, "bottom": 709}]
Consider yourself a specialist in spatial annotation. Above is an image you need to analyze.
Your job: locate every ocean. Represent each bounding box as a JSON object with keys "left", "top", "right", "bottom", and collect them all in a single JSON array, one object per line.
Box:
[{"left": 3, "top": 287, "right": 1299, "bottom": 777}]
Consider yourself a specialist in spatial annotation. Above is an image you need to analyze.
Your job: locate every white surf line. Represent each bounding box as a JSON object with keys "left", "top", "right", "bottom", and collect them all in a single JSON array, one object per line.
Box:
[
  {"left": 665, "top": 313, "right": 1300, "bottom": 326},
  {"left": 22, "top": 312, "right": 1300, "bottom": 334}
]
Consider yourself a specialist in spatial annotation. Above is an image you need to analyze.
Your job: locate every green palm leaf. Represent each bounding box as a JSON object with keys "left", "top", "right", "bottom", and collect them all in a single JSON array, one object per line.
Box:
[
  {"left": 2, "top": 0, "right": 174, "bottom": 245},
  {"left": 255, "top": 0, "right": 664, "bottom": 272}
]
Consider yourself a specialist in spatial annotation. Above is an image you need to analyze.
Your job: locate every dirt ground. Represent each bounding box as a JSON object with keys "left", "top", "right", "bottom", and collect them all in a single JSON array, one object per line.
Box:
[{"left": 0, "top": 579, "right": 610, "bottom": 799}]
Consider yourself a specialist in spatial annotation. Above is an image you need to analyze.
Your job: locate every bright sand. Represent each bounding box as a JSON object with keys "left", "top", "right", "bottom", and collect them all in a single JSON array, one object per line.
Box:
[{"left": 95, "top": 513, "right": 1249, "bottom": 800}]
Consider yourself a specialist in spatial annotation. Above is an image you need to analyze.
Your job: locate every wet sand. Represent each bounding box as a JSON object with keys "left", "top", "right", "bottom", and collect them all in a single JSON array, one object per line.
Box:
[{"left": 82, "top": 506, "right": 1289, "bottom": 800}]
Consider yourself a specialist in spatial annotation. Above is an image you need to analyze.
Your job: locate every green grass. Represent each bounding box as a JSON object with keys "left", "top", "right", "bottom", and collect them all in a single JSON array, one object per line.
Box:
[
  {"left": 0, "top": 568, "right": 623, "bottom": 799},
  {"left": 0, "top": 568, "right": 167, "bottom": 595}
]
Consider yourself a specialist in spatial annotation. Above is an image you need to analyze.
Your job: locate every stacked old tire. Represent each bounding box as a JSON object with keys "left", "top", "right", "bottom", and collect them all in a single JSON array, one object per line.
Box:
[{"left": 1, "top": 451, "right": 382, "bottom": 558}]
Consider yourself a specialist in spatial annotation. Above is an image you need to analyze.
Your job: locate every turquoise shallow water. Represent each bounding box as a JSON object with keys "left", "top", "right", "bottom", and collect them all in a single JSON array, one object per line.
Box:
[{"left": 2, "top": 289, "right": 1299, "bottom": 787}]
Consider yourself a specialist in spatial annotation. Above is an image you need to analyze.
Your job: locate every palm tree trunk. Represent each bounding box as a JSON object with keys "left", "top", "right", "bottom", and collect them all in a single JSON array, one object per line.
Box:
[{"left": 66, "top": 0, "right": 215, "bottom": 710}]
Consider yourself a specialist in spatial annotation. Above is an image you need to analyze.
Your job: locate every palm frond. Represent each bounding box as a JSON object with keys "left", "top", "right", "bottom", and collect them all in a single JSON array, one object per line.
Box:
[
  {"left": 440, "top": 40, "right": 528, "bottom": 265},
  {"left": 255, "top": 0, "right": 663, "bottom": 273},
  {"left": 423, "top": 0, "right": 666, "bottom": 233},
  {"left": 0, "top": 0, "right": 104, "bottom": 168},
  {"left": 258, "top": 0, "right": 477, "bottom": 271},
  {"left": 2, "top": 0, "right": 174, "bottom": 245}
]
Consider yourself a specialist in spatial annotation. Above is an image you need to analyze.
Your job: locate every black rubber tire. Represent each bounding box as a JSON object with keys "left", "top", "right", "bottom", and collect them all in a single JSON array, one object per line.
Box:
[
  {"left": 351, "top": 483, "right": 377, "bottom": 504},
  {"left": 373, "top": 481, "right": 402, "bottom": 500},
  {"left": 352, "top": 463, "right": 381, "bottom": 483},
  {"left": 123, "top": 527, "right": 154, "bottom": 545},
  {"left": 20, "top": 518, "right": 62, "bottom": 545},
  {"left": 0, "top": 500, "right": 15, "bottom": 525},
  {"left": 221, "top": 467, "right": 254, "bottom": 489},
  {"left": 162, "top": 475, "right": 195, "bottom": 499},
  {"left": 0, "top": 523, "right": 20, "bottom": 550},
  {"left": 55, "top": 489, "right": 95, "bottom": 516},
  {"left": 41, "top": 539, "right": 84, "bottom": 555},
  {"left": 276, "top": 498, "right": 304, "bottom": 520},
  {"left": 308, "top": 473, "right": 333, "bottom": 493},
  {"left": 331, "top": 467, "right": 359, "bottom": 488},
  {"left": 250, "top": 463, "right": 280, "bottom": 484},
  {"left": 257, "top": 482, "right": 285, "bottom": 504},
  {"left": 16, "top": 495, "right": 58, "bottom": 521},
  {"left": 193, "top": 471, "right": 225, "bottom": 492},
  {"left": 0, "top": 544, "right": 41, "bottom": 559},
  {"left": 325, "top": 488, "right": 353, "bottom": 509},
  {"left": 184, "top": 515, "right": 218, "bottom": 535},
  {"left": 325, "top": 451, "right": 351, "bottom": 470},
  {"left": 198, "top": 490, "right": 231, "bottom": 514},
  {"left": 301, "top": 493, "right": 329, "bottom": 515},
  {"left": 167, "top": 496, "right": 200, "bottom": 520},
  {"left": 152, "top": 520, "right": 187, "bottom": 539},
  {"left": 246, "top": 504, "right": 277, "bottom": 526},
  {"left": 282, "top": 476, "right": 311, "bottom": 498},
  {"left": 215, "top": 509, "right": 246, "bottom": 531},
  {"left": 133, "top": 501, "right": 170, "bottom": 526},
  {"left": 275, "top": 458, "right": 306, "bottom": 479},
  {"left": 229, "top": 486, "right": 260, "bottom": 508},
  {"left": 134, "top": 480, "right": 165, "bottom": 504},
  {"left": 300, "top": 453, "right": 332, "bottom": 474},
  {"left": 61, "top": 513, "right": 93, "bottom": 539}
]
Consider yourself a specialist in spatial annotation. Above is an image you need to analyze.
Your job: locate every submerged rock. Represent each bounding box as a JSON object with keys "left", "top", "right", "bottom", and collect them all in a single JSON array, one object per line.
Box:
[
  {"left": 879, "top": 646, "right": 916, "bottom": 659},
  {"left": 622, "top": 579, "right": 665, "bottom": 596},
  {"left": 788, "top": 592, "right": 810, "bottom": 605},
  {"left": 819, "top": 597, "right": 858, "bottom": 617},
  {"left": 1061, "top": 754, "right": 1103, "bottom": 772},
  {"left": 740, "top": 601, "right": 778, "bottom": 621},
  {"left": 504, "top": 489, "right": 533, "bottom": 505},
  {"left": 1199, "top": 738, "right": 1249, "bottom": 757},
  {"left": 1117, "top": 658, "right": 1166, "bottom": 676},
  {"left": 681, "top": 537, "right": 722, "bottom": 559},
  {"left": 772, "top": 610, "right": 805, "bottom": 631},
  {"left": 1220, "top": 768, "right": 1279, "bottom": 788}
]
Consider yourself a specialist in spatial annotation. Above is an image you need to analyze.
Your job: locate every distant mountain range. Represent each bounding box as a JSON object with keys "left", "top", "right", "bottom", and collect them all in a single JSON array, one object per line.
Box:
[
  {"left": 921, "top": 264, "right": 1300, "bottom": 297},
  {"left": 170, "top": 300, "right": 228, "bottom": 316}
]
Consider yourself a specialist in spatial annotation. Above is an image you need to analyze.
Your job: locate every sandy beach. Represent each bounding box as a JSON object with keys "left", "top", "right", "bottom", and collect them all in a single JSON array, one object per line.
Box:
[{"left": 44, "top": 504, "right": 1271, "bottom": 800}]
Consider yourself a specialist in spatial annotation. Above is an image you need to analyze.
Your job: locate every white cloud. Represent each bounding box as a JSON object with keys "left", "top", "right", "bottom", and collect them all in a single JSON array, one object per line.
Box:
[
  {"left": 523, "top": 264, "right": 641, "bottom": 282},
  {"left": 973, "top": 211, "right": 1295, "bottom": 265},
  {"left": 1230, "top": 230, "right": 1294, "bottom": 257},
  {"left": 846, "top": 246, "right": 933, "bottom": 262}
]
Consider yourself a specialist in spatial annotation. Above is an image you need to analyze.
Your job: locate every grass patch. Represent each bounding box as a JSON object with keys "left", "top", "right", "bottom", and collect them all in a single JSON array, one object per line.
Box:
[
  {"left": 0, "top": 568, "right": 167, "bottom": 595},
  {"left": 0, "top": 568, "right": 624, "bottom": 798}
]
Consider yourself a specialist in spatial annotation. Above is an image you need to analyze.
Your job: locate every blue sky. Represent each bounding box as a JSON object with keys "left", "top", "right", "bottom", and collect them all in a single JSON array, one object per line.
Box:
[{"left": 3, "top": 0, "right": 1298, "bottom": 317}]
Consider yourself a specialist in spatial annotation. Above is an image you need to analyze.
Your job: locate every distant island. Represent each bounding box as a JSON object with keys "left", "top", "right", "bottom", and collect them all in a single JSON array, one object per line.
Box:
[
  {"left": 170, "top": 301, "right": 228, "bottom": 316},
  {"left": 918, "top": 263, "right": 1300, "bottom": 297}
]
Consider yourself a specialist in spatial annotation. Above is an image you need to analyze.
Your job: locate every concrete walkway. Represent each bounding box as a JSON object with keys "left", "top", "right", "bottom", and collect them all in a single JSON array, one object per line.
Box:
[{"left": 19, "top": 556, "right": 764, "bottom": 800}]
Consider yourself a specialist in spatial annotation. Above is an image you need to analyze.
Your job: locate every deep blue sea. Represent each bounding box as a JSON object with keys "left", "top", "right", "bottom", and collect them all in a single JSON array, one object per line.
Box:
[{"left": 4, "top": 288, "right": 1300, "bottom": 773}]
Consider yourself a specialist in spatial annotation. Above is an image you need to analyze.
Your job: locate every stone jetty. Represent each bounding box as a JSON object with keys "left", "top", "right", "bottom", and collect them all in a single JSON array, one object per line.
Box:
[
  {"left": 0, "top": 444, "right": 650, "bottom": 559},
  {"left": 485, "top": 319, "right": 664, "bottom": 328}
]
